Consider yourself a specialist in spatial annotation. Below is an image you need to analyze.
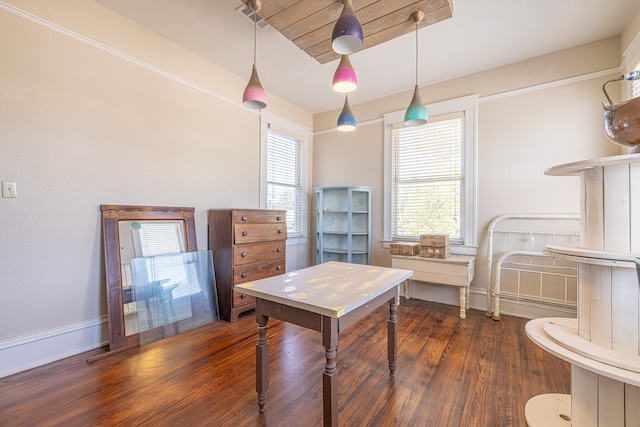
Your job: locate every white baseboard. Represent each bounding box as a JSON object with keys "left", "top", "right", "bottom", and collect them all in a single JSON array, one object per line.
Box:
[
  {"left": 404, "top": 282, "right": 576, "bottom": 320},
  {"left": 0, "top": 316, "right": 107, "bottom": 378}
]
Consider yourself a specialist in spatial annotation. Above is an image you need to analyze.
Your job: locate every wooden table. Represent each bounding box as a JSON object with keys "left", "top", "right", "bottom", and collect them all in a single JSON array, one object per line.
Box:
[{"left": 235, "top": 261, "right": 413, "bottom": 427}]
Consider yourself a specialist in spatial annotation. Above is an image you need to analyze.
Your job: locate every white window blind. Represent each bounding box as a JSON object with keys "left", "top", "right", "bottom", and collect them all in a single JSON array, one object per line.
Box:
[
  {"left": 266, "top": 129, "right": 304, "bottom": 236},
  {"left": 392, "top": 112, "right": 464, "bottom": 242}
]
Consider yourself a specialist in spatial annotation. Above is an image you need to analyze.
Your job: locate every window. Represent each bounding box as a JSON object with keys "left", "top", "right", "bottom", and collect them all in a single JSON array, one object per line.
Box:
[
  {"left": 260, "top": 112, "right": 309, "bottom": 239},
  {"left": 383, "top": 94, "right": 478, "bottom": 251}
]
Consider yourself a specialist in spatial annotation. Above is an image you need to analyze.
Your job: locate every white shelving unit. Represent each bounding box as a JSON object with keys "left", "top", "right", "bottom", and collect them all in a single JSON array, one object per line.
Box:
[
  {"left": 315, "top": 186, "right": 371, "bottom": 265},
  {"left": 525, "top": 154, "right": 640, "bottom": 427}
]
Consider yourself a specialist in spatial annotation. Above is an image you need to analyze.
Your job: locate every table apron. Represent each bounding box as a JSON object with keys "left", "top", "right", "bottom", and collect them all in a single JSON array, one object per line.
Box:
[
  {"left": 256, "top": 299, "right": 323, "bottom": 331},
  {"left": 255, "top": 287, "right": 399, "bottom": 333}
]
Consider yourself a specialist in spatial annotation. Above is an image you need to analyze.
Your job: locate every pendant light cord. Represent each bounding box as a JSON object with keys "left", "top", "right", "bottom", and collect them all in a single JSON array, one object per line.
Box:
[
  {"left": 414, "top": 21, "right": 419, "bottom": 86},
  {"left": 253, "top": 7, "right": 257, "bottom": 65}
]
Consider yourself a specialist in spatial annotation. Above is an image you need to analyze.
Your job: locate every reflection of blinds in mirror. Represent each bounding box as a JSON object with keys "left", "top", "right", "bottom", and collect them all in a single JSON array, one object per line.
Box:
[
  {"left": 143, "top": 255, "right": 201, "bottom": 299},
  {"left": 132, "top": 221, "right": 195, "bottom": 298},
  {"left": 138, "top": 222, "right": 185, "bottom": 256}
]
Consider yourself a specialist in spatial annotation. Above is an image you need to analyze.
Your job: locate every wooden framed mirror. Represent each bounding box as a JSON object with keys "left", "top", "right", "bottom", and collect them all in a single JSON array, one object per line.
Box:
[{"left": 99, "top": 205, "right": 198, "bottom": 355}]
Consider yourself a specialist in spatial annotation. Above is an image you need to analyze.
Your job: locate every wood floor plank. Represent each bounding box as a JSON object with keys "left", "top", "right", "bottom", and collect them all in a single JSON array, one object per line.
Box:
[{"left": 0, "top": 299, "right": 570, "bottom": 426}]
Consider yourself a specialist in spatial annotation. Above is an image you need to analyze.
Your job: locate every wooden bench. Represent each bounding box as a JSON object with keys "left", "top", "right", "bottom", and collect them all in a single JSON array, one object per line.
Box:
[{"left": 391, "top": 254, "right": 475, "bottom": 319}]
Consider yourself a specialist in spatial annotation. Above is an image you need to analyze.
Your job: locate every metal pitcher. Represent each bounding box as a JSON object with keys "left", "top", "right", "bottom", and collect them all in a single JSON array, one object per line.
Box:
[{"left": 602, "top": 71, "right": 640, "bottom": 153}]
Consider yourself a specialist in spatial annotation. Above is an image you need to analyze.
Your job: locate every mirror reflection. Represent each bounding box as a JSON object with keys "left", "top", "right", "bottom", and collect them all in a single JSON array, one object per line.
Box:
[{"left": 118, "top": 220, "right": 186, "bottom": 336}]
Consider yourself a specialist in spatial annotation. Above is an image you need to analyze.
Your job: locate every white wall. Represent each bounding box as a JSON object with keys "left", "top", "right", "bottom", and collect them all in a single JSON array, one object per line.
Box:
[{"left": 0, "top": 0, "right": 312, "bottom": 377}]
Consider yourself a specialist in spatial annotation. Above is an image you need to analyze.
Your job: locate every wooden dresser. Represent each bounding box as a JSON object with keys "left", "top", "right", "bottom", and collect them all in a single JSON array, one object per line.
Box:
[{"left": 208, "top": 209, "right": 287, "bottom": 322}]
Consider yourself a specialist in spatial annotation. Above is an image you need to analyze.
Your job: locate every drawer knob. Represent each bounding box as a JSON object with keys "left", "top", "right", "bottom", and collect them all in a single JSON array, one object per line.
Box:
[
  {"left": 276, "top": 247, "right": 281, "bottom": 252},
  {"left": 277, "top": 229, "right": 283, "bottom": 234},
  {"left": 241, "top": 216, "right": 248, "bottom": 222},
  {"left": 241, "top": 272, "right": 247, "bottom": 278},
  {"left": 276, "top": 265, "right": 282, "bottom": 271},
  {"left": 241, "top": 252, "right": 247, "bottom": 257},
  {"left": 242, "top": 231, "right": 248, "bottom": 236},
  {"left": 240, "top": 293, "right": 246, "bottom": 299},
  {"left": 277, "top": 216, "right": 282, "bottom": 221}
]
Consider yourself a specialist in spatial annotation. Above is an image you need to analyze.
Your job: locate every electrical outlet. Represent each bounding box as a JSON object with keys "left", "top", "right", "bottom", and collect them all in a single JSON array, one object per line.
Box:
[{"left": 2, "top": 181, "right": 17, "bottom": 198}]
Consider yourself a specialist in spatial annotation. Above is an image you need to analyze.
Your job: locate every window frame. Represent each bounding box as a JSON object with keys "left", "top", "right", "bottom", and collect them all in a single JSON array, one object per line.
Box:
[
  {"left": 259, "top": 111, "right": 310, "bottom": 242},
  {"left": 383, "top": 94, "right": 478, "bottom": 254}
]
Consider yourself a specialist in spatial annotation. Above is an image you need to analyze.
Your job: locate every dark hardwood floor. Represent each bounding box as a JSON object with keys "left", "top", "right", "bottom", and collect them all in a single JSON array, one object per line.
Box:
[{"left": 0, "top": 299, "right": 570, "bottom": 427}]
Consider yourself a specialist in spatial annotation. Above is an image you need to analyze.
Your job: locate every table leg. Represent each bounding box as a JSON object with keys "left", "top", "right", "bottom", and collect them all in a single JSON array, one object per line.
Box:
[
  {"left": 388, "top": 299, "right": 398, "bottom": 377},
  {"left": 459, "top": 287, "right": 467, "bottom": 319},
  {"left": 256, "top": 313, "right": 269, "bottom": 413},
  {"left": 322, "top": 316, "right": 338, "bottom": 427}
]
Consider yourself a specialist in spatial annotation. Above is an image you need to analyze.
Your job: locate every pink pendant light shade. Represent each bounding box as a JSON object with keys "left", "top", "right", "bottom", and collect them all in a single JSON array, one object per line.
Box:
[
  {"left": 331, "top": 0, "right": 363, "bottom": 55},
  {"left": 243, "top": 64, "right": 267, "bottom": 109},
  {"left": 243, "top": 0, "right": 266, "bottom": 109},
  {"left": 332, "top": 55, "right": 358, "bottom": 93}
]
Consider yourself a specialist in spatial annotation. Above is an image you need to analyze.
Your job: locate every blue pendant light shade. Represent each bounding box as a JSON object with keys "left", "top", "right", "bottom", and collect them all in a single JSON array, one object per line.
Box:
[
  {"left": 332, "top": 55, "right": 358, "bottom": 93},
  {"left": 404, "top": 11, "right": 428, "bottom": 126},
  {"left": 243, "top": 0, "right": 267, "bottom": 109},
  {"left": 331, "top": 0, "right": 363, "bottom": 55},
  {"left": 337, "top": 95, "right": 356, "bottom": 132},
  {"left": 404, "top": 85, "right": 428, "bottom": 126}
]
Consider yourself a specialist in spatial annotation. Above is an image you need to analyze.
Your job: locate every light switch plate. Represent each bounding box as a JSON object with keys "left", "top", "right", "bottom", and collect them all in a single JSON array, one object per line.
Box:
[{"left": 2, "top": 181, "right": 18, "bottom": 198}]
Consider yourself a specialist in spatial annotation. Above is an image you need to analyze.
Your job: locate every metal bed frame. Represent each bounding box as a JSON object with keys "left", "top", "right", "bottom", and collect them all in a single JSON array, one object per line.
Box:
[{"left": 486, "top": 213, "right": 580, "bottom": 320}]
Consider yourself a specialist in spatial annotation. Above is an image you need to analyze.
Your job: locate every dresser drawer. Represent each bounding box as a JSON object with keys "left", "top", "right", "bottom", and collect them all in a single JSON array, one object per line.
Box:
[
  {"left": 233, "top": 241, "right": 285, "bottom": 265},
  {"left": 233, "top": 259, "right": 285, "bottom": 284},
  {"left": 233, "top": 290, "right": 255, "bottom": 308},
  {"left": 234, "top": 223, "right": 287, "bottom": 244},
  {"left": 233, "top": 210, "right": 286, "bottom": 224}
]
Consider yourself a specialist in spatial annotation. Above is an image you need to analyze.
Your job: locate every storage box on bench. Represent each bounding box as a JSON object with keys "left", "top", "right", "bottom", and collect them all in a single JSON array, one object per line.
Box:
[
  {"left": 419, "top": 245, "right": 451, "bottom": 259},
  {"left": 419, "top": 233, "right": 450, "bottom": 259},
  {"left": 419, "top": 234, "right": 449, "bottom": 247},
  {"left": 390, "top": 241, "right": 420, "bottom": 256}
]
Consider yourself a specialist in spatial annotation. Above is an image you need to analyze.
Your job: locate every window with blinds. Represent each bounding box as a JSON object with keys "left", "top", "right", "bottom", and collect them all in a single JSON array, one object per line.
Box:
[
  {"left": 391, "top": 112, "right": 464, "bottom": 243},
  {"left": 266, "top": 129, "right": 304, "bottom": 237}
]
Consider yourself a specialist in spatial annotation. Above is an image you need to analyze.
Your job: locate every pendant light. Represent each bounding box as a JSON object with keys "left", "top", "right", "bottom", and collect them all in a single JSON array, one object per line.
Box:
[
  {"left": 242, "top": 0, "right": 267, "bottom": 109},
  {"left": 332, "top": 55, "right": 358, "bottom": 93},
  {"left": 337, "top": 94, "right": 356, "bottom": 132},
  {"left": 404, "top": 11, "right": 428, "bottom": 126},
  {"left": 331, "top": 0, "right": 363, "bottom": 55}
]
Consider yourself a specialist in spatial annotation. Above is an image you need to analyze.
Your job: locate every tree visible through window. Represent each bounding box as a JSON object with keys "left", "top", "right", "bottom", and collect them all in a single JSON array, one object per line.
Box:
[
  {"left": 392, "top": 113, "right": 463, "bottom": 242},
  {"left": 393, "top": 113, "right": 463, "bottom": 241}
]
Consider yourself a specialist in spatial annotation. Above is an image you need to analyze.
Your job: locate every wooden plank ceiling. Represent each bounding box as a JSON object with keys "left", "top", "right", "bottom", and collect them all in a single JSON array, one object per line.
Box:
[{"left": 258, "top": 0, "right": 453, "bottom": 64}]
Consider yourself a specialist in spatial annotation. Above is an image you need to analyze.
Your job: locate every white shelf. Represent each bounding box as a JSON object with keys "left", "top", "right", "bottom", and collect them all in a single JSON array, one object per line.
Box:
[
  {"left": 544, "top": 244, "right": 638, "bottom": 268},
  {"left": 526, "top": 317, "right": 640, "bottom": 387}
]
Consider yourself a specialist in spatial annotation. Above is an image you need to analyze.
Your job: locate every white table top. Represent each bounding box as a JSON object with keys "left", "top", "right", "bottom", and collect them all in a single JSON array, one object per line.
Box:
[{"left": 235, "top": 261, "right": 413, "bottom": 318}]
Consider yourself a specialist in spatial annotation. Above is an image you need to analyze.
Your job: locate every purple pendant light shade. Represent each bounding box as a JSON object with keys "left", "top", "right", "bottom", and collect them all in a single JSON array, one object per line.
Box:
[
  {"left": 243, "top": 0, "right": 266, "bottom": 109},
  {"left": 332, "top": 55, "right": 358, "bottom": 93},
  {"left": 337, "top": 95, "right": 356, "bottom": 132},
  {"left": 404, "top": 11, "right": 428, "bottom": 126},
  {"left": 331, "top": 0, "right": 363, "bottom": 55}
]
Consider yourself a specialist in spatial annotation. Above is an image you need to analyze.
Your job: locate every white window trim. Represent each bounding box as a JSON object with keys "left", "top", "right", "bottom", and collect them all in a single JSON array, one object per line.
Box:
[
  {"left": 382, "top": 94, "right": 479, "bottom": 255},
  {"left": 259, "top": 111, "right": 311, "bottom": 243}
]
